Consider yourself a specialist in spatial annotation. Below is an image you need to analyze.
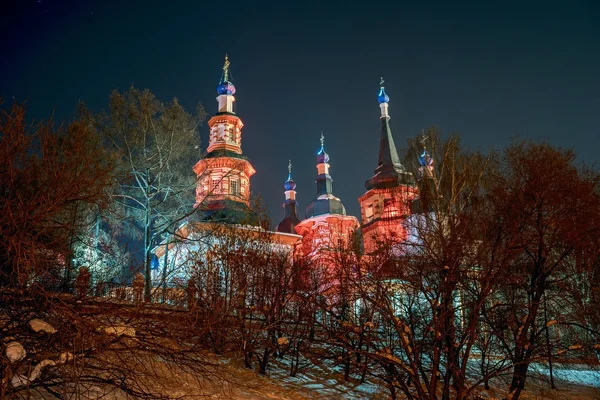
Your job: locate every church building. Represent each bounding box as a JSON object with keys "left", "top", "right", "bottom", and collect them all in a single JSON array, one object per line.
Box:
[{"left": 154, "top": 57, "right": 432, "bottom": 284}]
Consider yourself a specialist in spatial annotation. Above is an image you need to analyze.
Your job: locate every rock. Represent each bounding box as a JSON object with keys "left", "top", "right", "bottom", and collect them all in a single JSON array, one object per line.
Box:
[
  {"left": 31, "top": 359, "right": 56, "bottom": 380},
  {"left": 59, "top": 352, "right": 74, "bottom": 363},
  {"left": 10, "top": 359, "right": 56, "bottom": 388},
  {"left": 28, "top": 318, "right": 57, "bottom": 334},
  {"left": 11, "top": 374, "right": 29, "bottom": 388},
  {"left": 83, "top": 385, "right": 104, "bottom": 399},
  {"left": 99, "top": 325, "right": 136, "bottom": 337},
  {"left": 277, "top": 337, "right": 289, "bottom": 346},
  {"left": 5, "top": 341, "right": 26, "bottom": 362}
]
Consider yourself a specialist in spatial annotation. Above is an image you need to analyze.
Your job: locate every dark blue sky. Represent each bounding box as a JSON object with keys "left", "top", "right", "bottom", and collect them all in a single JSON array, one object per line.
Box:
[{"left": 2, "top": 0, "right": 599, "bottom": 224}]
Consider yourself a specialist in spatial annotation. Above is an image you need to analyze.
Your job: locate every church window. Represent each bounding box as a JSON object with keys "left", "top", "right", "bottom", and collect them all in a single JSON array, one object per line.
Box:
[
  {"left": 230, "top": 180, "right": 238, "bottom": 196},
  {"left": 365, "top": 204, "right": 374, "bottom": 222},
  {"left": 212, "top": 179, "right": 221, "bottom": 193},
  {"left": 228, "top": 128, "right": 235, "bottom": 142}
]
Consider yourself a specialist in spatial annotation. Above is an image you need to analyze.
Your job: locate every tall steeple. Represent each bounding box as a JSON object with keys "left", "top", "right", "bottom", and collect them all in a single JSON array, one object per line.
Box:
[
  {"left": 305, "top": 134, "right": 347, "bottom": 218},
  {"left": 206, "top": 55, "right": 244, "bottom": 154},
  {"left": 276, "top": 160, "right": 301, "bottom": 233},
  {"left": 411, "top": 131, "right": 440, "bottom": 214},
  {"left": 295, "top": 135, "right": 360, "bottom": 261},
  {"left": 192, "top": 56, "right": 256, "bottom": 223},
  {"left": 358, "top": 80, "right": 418, "bottom": 253},
  {"left": 365, "top": 78, "right": 414, "bottom": 190}
]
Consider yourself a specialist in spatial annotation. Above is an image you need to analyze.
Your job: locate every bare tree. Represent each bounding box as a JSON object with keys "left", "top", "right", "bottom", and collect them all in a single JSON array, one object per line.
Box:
[
  {"left": 311, "top": 132, "right": 510, "bottom": 400},
  {"left": 483, "top": 140, "right": 600, "bottom": 399},
  {"left": 0, "top": 101, "right": 115, "bottom": 289},
  {"left": 93, "top": 87, "right": 206, "bottom": 301}
]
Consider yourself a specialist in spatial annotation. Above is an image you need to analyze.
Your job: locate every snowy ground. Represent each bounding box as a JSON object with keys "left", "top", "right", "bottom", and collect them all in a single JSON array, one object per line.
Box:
[
  {"left": 261, "top": 355, "right": 388, "bottom": 399},
  {"left": 218, "top": 354, "right": 600, "bottom": 400},
  {"left": 230, "top": 356, "right": 600, "bottom": 400},
  {"left": 529, "top": 362, "right": 600, "bottom": 388},
  {"left": 16, "top": 351, "right": 600, "bottom": 399}
]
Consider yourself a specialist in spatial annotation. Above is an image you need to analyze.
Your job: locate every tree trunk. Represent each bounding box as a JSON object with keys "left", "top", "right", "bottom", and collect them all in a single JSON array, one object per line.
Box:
[
  {"left": 344, "top": 348, "right": 351, "bottom": 382},
  {"left": 259, "top": 349, "right": 271, "bottom": 375},
  {"left": 507, "top": 270, "right": 545, "bottom": 399},
  {"left": 290, "top": 341, "right": 301, "bottom": 377},
  {"left": 162, "top": 235, "right": 169, "bottom": 303},
  {"left": 64, "top": 202, "right": 80, "bottom": 292},
  {"left": 243, "top": 340, "right": 253, "bottom": 370},
  {"left": 543, "top": 294, "right": 556, "bottom": 389},
  {"left": 508, "top": 362, "right": 529, "bottom": 399},
  {"left": 144, "top": 185, "right": 152, "bottom": 302}
]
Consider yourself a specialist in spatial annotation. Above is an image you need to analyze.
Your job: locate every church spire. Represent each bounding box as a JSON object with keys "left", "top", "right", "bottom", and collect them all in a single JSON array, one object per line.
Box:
[
  {"left": 315, "top": 133, "right": 332, "bottom": 198},
  {"left": 378, "top": 77, "right": 390, "bottom": 119},
  {"left": 418, "top": 130, "right": 434, "bottom": 178},
  {"left": 365, "top": 78, "right": 415, "bottom": 190},
  {"left": 276, "top": 160, "right": 301, "bottom": 234},
  {"left": 305, "top": 134, "right": 347, "bottom": 218},
  {"left": 410, "top": 130, "right": 440, "bottom": 214}
]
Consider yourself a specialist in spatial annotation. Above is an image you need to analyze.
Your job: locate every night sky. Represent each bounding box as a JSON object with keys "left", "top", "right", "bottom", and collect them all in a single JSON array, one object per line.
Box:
[{"left": 2, "top": 0, "right": 599, "bottom": 225}]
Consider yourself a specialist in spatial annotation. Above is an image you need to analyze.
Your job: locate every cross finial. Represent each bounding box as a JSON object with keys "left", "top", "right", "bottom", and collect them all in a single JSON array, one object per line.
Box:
[
  {"left": 223, "top": 54, "right": 230, "bottom": 82},
  {"left": 380, "top": 77, "right": 385, "bottom": 86},
  {"left": 420, "top": 129, "right": 428, "bottom": 148},
  {"left": 288, "top": 159, "right": 292, "bottom": 174},
  {"left": 320, "top": 132, "right": 325, "bottom": 147}
]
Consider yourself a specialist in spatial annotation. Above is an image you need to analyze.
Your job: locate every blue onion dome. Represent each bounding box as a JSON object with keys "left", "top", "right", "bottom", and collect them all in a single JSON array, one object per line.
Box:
[
  {"left": 419, "top": 149, "right": 434, "bottom": 166},
  {"left": 317, "top": 147, "right": 330, "bottom": 164},
  {"left": 216, "top": 79, "right": 236, "bottom": 95},
  {"left": 284, "top": 177, "right": 296, "bottom": 191},
  {"left": 316, "top": 134, "right": 330, "bottom": 163},
  {"left": 378, "top": 86, "right": 390, "bottom": 104},
  {"left": 284, "top": 161, "right": 296, "bottom": 190}
]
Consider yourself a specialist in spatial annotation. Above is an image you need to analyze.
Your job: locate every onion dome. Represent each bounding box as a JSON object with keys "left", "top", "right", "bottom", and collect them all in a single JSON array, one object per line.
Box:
[
  {"left": 216, "top": 55, "right": 236, "bottom": 95},
  {"left": 316, "top": 133, "right": 330, "bottom": 163},
  {"left": 378, "top": 87, "right": 390, "bottom": 104},
  {"left": 284, "top": 178, "right": 296, "bottom": 191},
  {"left": 377, "top": 77, "right": 390, "bottom": 104},
  {"left": 419, "top": 149, "right": 434, "bottom": 166},
  {"left": 317, "top": 148, "right": 330, "bottom": 164},
  {"left": 216, "top": 80, "right": 236, "bottom": 95}
]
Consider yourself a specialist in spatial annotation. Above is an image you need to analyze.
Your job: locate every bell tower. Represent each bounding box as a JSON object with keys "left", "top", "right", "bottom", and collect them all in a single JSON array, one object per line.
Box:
[
  {"left": 192, "top": 56, "right": 256, "bottom": 222},
  {"left": 295, "top": 135, "right": 359, "bottom": 262},
  {"left": 359, "top": 79, "right": 417, "bottom": 253},
  {"left": 276, "top": 160, "right": 302, "bottom": 234}
]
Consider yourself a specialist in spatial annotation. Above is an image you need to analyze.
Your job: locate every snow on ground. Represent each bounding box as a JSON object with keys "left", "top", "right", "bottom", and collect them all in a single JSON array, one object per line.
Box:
[
  {"left": 10, "top": 348, "right": 600, "bottom": 399},
  {"left": 229, "top": 356, "right": 600, "bottom": 400},
  {"left": 218, "top": 354, "right": 388, "bottom": 399},
  {"left": 250, "top": 354, "right": 600, "bottom": 400},
  {"left": 529, "top": 363, "right": 600, "bottom": 388}
]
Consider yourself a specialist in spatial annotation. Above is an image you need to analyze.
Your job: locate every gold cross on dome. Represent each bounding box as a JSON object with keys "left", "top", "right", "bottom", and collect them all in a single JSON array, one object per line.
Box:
[
  {"left": 420, "top": 129, "right": 428, "bottom": 148},
  {"left": 223, "top": 54, "right": 230, "bottom": 81}
]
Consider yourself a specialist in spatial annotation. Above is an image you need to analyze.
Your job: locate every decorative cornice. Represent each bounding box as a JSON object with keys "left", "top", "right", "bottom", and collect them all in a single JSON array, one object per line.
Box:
[
  {"left": 193, "top": 157, "right": 256, "bottom": 177},
  {"left": 208, "top": 114, "right": 244, "bottom": 128}
]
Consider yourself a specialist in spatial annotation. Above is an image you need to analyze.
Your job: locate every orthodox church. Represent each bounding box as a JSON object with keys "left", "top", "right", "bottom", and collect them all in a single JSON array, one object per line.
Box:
[{"left": 154, "top": 56, "right": 434, "bottom": 280}]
